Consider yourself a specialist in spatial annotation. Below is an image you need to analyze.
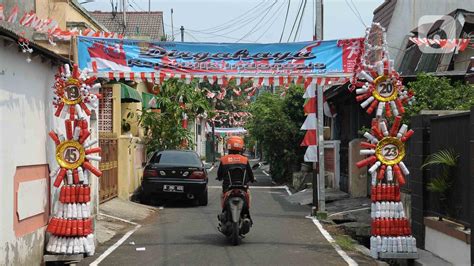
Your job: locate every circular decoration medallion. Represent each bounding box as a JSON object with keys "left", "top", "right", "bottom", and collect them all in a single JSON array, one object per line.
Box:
[
  {"left": 375, "top": 137, "right": 405, "bottom": 166},
  {"left": 372, "top": 75, "right": 398, "bottom": 102},
  {"left": 56, "top": 140, "right": 86, "bottom": 169}
]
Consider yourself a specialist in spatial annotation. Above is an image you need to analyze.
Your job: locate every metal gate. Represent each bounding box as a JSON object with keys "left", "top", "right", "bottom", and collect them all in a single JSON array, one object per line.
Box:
[
  {"left": 98, "top": 86, "right": 118, "bottom": 203},
  {"left": 99, "top": 134, "right": 118, "bottom": 202}
]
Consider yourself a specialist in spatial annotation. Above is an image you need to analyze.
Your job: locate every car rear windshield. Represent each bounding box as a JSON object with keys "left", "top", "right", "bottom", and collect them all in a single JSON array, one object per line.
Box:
[{"left": 151, "top": 151, "right": 201, "bottom": 167}]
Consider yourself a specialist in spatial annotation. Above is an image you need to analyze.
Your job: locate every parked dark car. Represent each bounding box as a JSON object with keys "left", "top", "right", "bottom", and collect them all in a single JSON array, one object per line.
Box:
[{"left": 140, "top": 150, "right": 208, "bottom": 206}]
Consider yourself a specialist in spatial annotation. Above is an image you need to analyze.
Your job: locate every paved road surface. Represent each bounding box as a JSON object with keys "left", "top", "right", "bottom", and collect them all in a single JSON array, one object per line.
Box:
[{"left": 82, "top": 163, "right": 373, "bottom": 266}]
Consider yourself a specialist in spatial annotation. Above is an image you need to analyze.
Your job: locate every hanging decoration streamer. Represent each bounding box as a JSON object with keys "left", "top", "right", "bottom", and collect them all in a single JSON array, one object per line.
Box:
[
  {"left": 0, "top": 5, "right": 123, "bottom": 46},
  {"left": 352, "top": 23, "right": 418, "bottom": 259},
  {"left": 46, "top": 64, "right": 102, "bottom": 257}
]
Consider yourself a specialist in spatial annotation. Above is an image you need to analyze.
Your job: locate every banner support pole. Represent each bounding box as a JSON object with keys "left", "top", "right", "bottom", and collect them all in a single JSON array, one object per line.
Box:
[{"left": 317, "top": 84, "right": 326, "bottom": 214}]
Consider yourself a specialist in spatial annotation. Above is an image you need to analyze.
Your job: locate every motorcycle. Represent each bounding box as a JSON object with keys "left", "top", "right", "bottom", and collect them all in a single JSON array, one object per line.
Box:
[{"left": 217, "top": 167, "right": 253, "bottom": 245}]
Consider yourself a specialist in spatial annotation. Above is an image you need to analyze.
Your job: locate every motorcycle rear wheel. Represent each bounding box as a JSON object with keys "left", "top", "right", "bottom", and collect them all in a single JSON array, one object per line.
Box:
[{"left": 231, "top": 222, "right": 240, "bottom": 246}]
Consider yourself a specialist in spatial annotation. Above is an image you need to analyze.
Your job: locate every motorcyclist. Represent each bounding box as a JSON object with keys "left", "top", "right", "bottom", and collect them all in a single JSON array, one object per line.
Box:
[
  {"left": 216, "top": 136, "right": 255, "bottom": 191},
  {"left": 216, "top": 136, "right": 255, "bottom": 238}
]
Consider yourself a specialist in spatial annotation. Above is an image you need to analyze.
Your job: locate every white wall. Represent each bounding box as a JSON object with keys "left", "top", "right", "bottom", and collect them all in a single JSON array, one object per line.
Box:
[
  {"left": 0, "top": 39, "right": 99, "bottom": 264},
  {"left": 385, "top": 0, "right": 473, "bottom": 67},
  {"left": 425, "top": 226, "right": 470, "bottom": 265},
  {"left": 0, "top": 39, "right": 56, "bottom": 265}
]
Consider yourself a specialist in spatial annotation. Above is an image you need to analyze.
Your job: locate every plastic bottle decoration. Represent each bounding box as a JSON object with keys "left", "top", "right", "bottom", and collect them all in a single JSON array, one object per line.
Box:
[
  {"left": 52, "top": 64, "right": 100, "bottom": 121},
  {"left": 352, "top": 23, "right": 418, "bottom": 259},
  {"left": 18, "top": 37, "right": 33, "bottom": 63},
  {"left": 46, "top": 64, "right": 102, "bottom": 257}
]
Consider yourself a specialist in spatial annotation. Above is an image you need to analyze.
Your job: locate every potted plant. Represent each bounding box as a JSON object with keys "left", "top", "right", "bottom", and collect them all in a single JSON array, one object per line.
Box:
[{"left": 421, "top": 149, "right": 459, "bottom": 220}]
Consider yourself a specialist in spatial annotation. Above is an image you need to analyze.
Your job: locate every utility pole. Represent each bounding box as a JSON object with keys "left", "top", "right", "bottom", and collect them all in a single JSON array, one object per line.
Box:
[
  {"left": 312, "top": 0, "right": 326, "bottom": 218},
  {"left": 171, "top": 8, "right": 175, "bottom": 41},
  {"left": 122, "top": 0, "right": 127, "bottom": 29},
  {"left": 180, "top": 26, "right": 184, "bottom": 42},
  {"left": 148, "top": 0, "right": 151, "bottom": 39},
  {"left": 314, "top": 0, "right": 323, "bottom": 40}
]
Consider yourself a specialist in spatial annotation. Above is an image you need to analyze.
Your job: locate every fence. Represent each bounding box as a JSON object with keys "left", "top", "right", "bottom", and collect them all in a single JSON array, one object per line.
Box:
[{"left": 405, "top": 109, "right": 473, "bottom": 248}]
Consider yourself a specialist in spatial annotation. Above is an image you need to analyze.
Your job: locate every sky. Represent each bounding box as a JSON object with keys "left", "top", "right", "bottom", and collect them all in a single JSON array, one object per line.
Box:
[{"left": 83, "top": 0, "right": 384, "bottom": 43}]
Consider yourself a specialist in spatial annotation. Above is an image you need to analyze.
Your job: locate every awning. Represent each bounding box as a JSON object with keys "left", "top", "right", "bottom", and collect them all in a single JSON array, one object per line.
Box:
[
  {"left": 142, "top": 92, "right": 159, "bottom": 109},
  {"left": 212, "top": 127, "right": 247, "bottom": 135},
  {"left": 120, "top": 83, "right": 142, "bottom": 103}
]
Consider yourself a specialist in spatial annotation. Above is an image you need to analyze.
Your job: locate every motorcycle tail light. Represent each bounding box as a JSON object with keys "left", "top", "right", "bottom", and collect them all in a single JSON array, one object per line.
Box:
[{"left": 189, "top": 170, "right": 206, "bottom": 179}]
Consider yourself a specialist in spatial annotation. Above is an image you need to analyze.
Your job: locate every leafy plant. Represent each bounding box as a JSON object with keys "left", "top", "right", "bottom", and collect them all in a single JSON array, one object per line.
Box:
[
  {"left": 247, "top": 85, "right": 305, "bottom": 182},
  {"left": 406, "top": 74, "right": 474, "bottom": 119},
  {"left": 138, "top": 78, "right": 210, "bottom": 154},
  {"left": 421, "top": 149, "right": 459, "bottom": 219}
]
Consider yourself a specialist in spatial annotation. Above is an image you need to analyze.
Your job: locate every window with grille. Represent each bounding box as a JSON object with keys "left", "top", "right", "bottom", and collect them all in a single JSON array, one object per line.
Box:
[{"left": 99, "top": 87, "right": 113, "bottom": 132}]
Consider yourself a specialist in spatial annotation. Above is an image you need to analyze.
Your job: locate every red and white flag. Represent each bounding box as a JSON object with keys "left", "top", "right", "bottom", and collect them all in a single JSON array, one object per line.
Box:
[
  {"left": 301, "top": 130, "right": 317, "bottom": 146},
  {"left": 304, "top": 145, "right": 318, "bottom": 162},
  {"left": 301, "top": 113, "right": 317, "bottom": 130},
  {"left": 7, "top": 5, "right": 18, "bottom": 23}
]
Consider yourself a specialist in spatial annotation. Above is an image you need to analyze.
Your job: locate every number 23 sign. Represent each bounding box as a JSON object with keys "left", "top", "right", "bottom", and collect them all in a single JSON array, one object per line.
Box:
[{"left": 375, "top": 137, "right": 405, "bottom": 165}]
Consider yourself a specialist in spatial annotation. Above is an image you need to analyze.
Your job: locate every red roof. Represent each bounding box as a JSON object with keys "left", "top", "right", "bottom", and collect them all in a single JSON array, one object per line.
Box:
[{"left": 91, "top": 11, "right": 164, "bottom": 40}]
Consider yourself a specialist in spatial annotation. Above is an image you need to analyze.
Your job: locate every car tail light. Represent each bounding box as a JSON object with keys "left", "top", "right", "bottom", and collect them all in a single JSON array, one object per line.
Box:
[
  {"left": 144, "top": 169, "right": 158, "bottom": 178},
  {"left": 189, "top": 170, "right": 206, "bottom": 179}
]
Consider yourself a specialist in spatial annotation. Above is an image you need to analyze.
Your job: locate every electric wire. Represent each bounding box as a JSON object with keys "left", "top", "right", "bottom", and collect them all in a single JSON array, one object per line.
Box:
[
  {"left": 293, "top": 0, "right": 307, "bottom": 42},
  {"left": 344, "top": 0, "right": 367, "bottom": 27},
  {"left": 236, "top": 0, "right": 278, "bottom": 42},
  {"left": 279, "top": 0, "right": 291, "bottom": 42},
  {"left": 254, "top": 0, "right": 288, "bottom": 42},
  {"left": 350, "top": 0, "right": 366, "bottom": 27},
  {"left": 207, "top": 2, "right": 280, "bottom": 37},
  {"left": 185, "top": 31, "right": 200, "bottom": 42},
  {"left": 287, "top": 0, "right": 304, "bottom": 42},
  {"left": 197, "top": 0, "right": 269, "bottom": 34}
]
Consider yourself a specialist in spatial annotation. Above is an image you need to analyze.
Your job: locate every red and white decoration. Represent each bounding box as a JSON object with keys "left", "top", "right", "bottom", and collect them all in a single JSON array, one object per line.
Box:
[
  {"left": 300, "top": 77, "right": 346, "bottom": 162},
  {"left": 52, "top": 64, "right": 100, "bottom": 120},
  {"left": 352, "top": 23, "right": 418, "bottom": 259},
  {"left": 0, "top": 5, "right": 122, "bottom": 46},
  {"left": 46, "top": 64, "right": 102, "bottom": 256},
  {"left": 409, "top": 37, "right": 471, "bottom": 52}
]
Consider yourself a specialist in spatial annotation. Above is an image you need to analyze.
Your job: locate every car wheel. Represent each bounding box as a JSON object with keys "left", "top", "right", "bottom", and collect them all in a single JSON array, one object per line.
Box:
[{"left": 198, "top": 191, "right": 208, "bottom": 206}]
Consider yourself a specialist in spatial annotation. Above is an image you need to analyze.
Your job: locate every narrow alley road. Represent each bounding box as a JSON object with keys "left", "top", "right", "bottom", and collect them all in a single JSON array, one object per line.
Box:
[{"left": 82, "top": 165, "right": 372, "bottom": 266}]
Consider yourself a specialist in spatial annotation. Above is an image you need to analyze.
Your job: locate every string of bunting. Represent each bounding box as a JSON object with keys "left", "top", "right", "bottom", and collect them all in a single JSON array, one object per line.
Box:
[{"left": 0, "top": 4, "right": 123, "bottom": 46}]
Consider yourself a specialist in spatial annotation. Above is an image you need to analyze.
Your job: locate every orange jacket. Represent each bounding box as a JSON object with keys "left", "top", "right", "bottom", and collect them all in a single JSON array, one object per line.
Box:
[{"left": 217, "top": 154, "right": 255, "bottom": 184}]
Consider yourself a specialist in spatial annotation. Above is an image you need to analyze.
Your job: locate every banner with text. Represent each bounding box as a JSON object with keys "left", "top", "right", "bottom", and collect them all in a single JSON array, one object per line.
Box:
[{"left": 77, "top": 36, "right": 363, "bottom": 76}]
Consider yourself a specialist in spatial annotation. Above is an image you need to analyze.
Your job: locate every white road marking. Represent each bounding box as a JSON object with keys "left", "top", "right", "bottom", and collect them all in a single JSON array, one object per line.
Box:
[
  {"left": 262, "top": 170, "right": 270, "bottom": 176},
  {"left": 305, "top": 216, "right": 358, "bottom": 266},
  {"left": 99, "top": 213, "right": 138, "bottom": 225},
  {"left": 328, "top": 207, "right": 370, "bottom": 218},
  {"left": 208, "top": 165, "right": 215, "bottom": 172},
  {"left": 280, "top": 188, "right": 357, "bottom": 266},
  {"left": 90, "top": 213, "right": 142, "bottom": 266}
]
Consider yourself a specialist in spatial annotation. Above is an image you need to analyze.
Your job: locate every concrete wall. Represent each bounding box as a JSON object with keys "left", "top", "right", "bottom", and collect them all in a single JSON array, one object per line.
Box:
[
  {"left": 0, "top": 39, "right": 55, "bottom": 265},
  {"left": 110, "top": 83, "right": 146, "bottom": 200},
  {"left": 348, "top": 139, "right": 368, "bottom": 197},
  {"left": 35, "top": 0, "right": 103, "bottom": 31},
  {"left": 425, "top": 226, "right": 470, "bottom": 265},
  {"left": 384, "top": 0, "right": 473, "bottom": 68}
]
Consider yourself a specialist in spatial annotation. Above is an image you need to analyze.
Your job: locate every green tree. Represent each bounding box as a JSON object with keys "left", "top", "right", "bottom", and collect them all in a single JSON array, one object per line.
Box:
[
  {"left": 247, "top": 85, "right": 305, "bottom": 182},
  {"left": 406, "top": 73, "right": 474, "bottom": 118},
  {"left": 139, "top": 78, "right": 210, "bottom": 154}
]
